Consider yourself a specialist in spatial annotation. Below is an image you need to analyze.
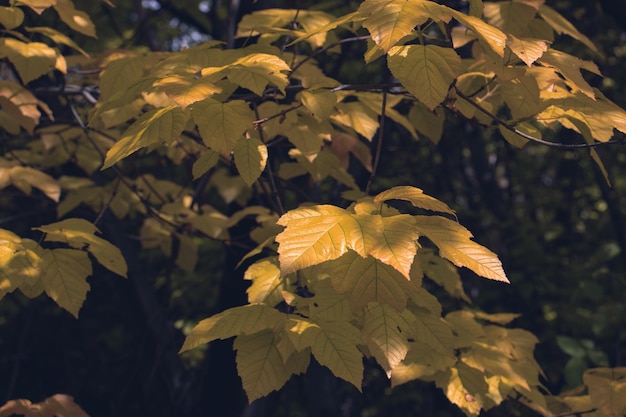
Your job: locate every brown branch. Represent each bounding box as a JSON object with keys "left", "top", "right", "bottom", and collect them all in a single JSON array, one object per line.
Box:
[
  {"left": 252, "top": 103, "right": 303, "bottom": 128},
  {"left": 455, "top": 89, "right": 625, "bottom": 149},
  {"left": 290, "top": 35, "right": 371, "bottom": 75}
]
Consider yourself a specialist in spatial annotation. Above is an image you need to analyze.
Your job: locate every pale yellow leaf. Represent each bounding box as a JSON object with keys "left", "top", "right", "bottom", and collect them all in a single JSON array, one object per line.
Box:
[
  {"left": 53, "top": 0, "right": 96, "bottom": 37},
  {"left": 102, "top": 106, "right": 188, "bottom": 169},
  {"left": 26, "top": 26, "right": 89, "bottom": 56},
  {"left": 367, "top": 215, "right": 420, "bottom": 279},
  {"left": 14, "top": 0, "right": 55, "bottom": 14},
  {"left": 180, "top": 304, "right": 286, "bottom": 352},
  {"left": 286, "top": 317, "right": 363, "bottom": 389},
  {"left": 388, "top": 44, "right": 462, "bottom": 110},
  {"left": 0, "top": 6, "right": 24, "bottom": 29},
  {"left": 290, "top": 12, "right": 363, "bottom": 47},
  {"left": 191, "top": 98, "right": 253, "bottom": 154},
  {"left": 329, "top": 252, "right": 413, "bottom": 312},
  {"left": 3, "top": 166, "right": 60, "bottom": 201},
  {"left": 233, "top": 136, "right": 268, "bottom": 187},
  {"left": 419, "top": 250, "right": 471, "bottom": 302},
  {"left": 362, "top": 302, "right": 411, "bottom": 374},
  {"left": 538, "top": 49, "right": 600, "bottom": 99},
  {"left": 34, "top": 218, "right": 128, "bottom": 278},
  {"left": 415, "top": 216, "right": 509, "bottom": 283},
  {"left": 451, "top": 10, "right": 507, "bottom": 57},
  {"left": 41, "top": 248, "right": 91, "bottom": 318},
  {"left": 538, "top": 5, "right": 597, "bottom": 52},
  {"left": 435, "top": 364, "right": 489, "bottom": 416},
  {"left": 506, "top": 35, "right": 548, "bottom": 67},
  {"left": 0, "top": 39, "right": 58, "bottom": 83},
  {"left": 244, "top": 257, "right": 284, "bottom": 307},
  {"left": 307, "top": 279, "right": 353, "bottom": 322},
  {"left": 374, "top": 186, "right": 456, "bottom": 216},
  {"left": 390, "top": 340, "right": 456, "bottom": 386},
  {"left": 583, "top": 367, "right": 626, "bottom": 417},
  {"left": 331, "top": 101, "right": 380, "bottom": 140},
  {"left": 234, "top": 330, "right": 294, "bottom": 402},
  {"left": 153, "top": 75, "right": 222, "bottom": 109}
]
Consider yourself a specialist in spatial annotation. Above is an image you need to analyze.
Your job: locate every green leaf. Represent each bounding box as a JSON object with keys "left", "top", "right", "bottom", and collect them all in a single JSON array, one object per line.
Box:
[
  {"left": 41, "top": 248, "right": 92, "bottom": 318},
  {"left": 153, "top": 76, "right": 222, "bottom": 109},
  {"left": 388, "top": 44, "right": 462, "bottom": 110},
  {"left": 53, "top": 0, "right": 96, "bottom": 38},
  {"left": 191, "top": 98, "right": 253, "bottom": 154},
  {"left": 408, "top": 102, "right": 445, "bottom": 143},
  {"left": 102, "top": 106, "right": 187, "bottom": 169},
  {"left": 234, "top": 330, "right": 294, "bottom": 402},
  {"left": 374, "top": 186, "right": 456, "bottom": 216},
  {"left": 286, "top": 317, "right": 363, "bottom": 389},
  {"left": 34, "top": 218, "right": 128, "bottom": 278},
  {"left": 583, "top": 368, "right": 626, "bottom": 417},
  {"left": 538, "top": 5, "right": 597, "bottom": 52},
  {"left": 362, "top": 302, "right": 411, "bottom": 374},
  {"left": 233, "top": 136, "right": 268, "bottom": 187},
  {"left": 500, "top": 75, "right": 543, "bottom": 120},
  {"left": 0, "top": 39, "right": 59, "bottom": 83},
  {"left": 0, "top": 6, "right": 24, "bottom": 29},
  {"left": 244, "top": 257, "right": 284, "bottom": 307},
  {"left": 192, "top": 149, "right": 220, "bottom": 180},
  {"left": 180, "top": 304, "right": 286, "bottom": 352},
  {"left": 415, "top": 216, "right": 509, "bottom": 283},
  {"left": 329, "top": 252, "right": 414, "bottom": 312}
]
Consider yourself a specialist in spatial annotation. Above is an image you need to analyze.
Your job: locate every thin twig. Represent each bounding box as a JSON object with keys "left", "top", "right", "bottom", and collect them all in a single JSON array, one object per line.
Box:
[
  {"left": 253, "top": 103, "right": 303, "bottom": 128},
  {"left": 94, "top": 177, "right": 121, "bottom": 226},
  {"left": 366, "top": 89, "right": 387, "bottom": 194},
  {"left": 253, "top": 103, "right": 285, "bottom": 215},
  {"left": 290, "top": 35, "right": 371, "bottom": 75},
  {"left": 455, "top": 90, "right": 625, "bottom": 149}
]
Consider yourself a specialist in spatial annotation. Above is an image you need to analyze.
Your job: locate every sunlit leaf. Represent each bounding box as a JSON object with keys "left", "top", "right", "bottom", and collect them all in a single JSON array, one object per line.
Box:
[
  {"left": 180, "top": 304, "right": 286, "bottom": 352},
  {"left": 244, "top": 257, "right": 284, "bottom": 307},
  {"left": 102, "top": 106, "right": 187, "bottom": 169},
  {"left": 331, "top": 101, "right": 380, "bottom": 140},
  {"left": 435, "top": 363, "right": 489, "bottom": 416},
  {"left": 191, "top": 98, "right": 253, "bottom": 154},
  {"left": 34, "top": 218, "right": 128, "bottom": 278},
  {"left": 451, "top": 11, "right": 507, "bottom": 57},
  {"left": 374, "top": 186, "right": 456, "bottom": 216},
  {"left": 388, "top": 44, "right": 462, "bottom": 110},
  {"left": 14, "top": 0, "right": 55, "bottom": 15},
  {"left": 538, "top": 49, "right": 600, "bottom": 99},
  {"left": 362, "top": 302, "right": 411, "bottom": 374},
  {"left": 233, "top": 136, "right": 268, "bottom": 186},
  {"left": 583, "top": 367, "right": 626, "bottom": 417},
  {"left": 483, "top": 1, "right": 537, "bottom": 37},
  {"left": 153, "top": 75, "right": 222, "bottom": 109},
  {"left": 300, "top": 89, "right": 337, "bottom": 120},
  {"left": 415, "top": 216, "right": 508, "bottom": 283},
  {"left": 26, "top": 26, "right": 89, "bottom": 56},
  {"left": 0, "top": 39, "right": 59, "bottom": 83},
  {"left": 0, "top": 166, "right": 60, "bottom": 201},
  {"left": 506, "top": 35, "right": 548, "bottom": 67}
]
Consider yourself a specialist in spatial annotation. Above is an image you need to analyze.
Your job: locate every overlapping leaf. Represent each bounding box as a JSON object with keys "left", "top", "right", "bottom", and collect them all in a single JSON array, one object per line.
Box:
[
  {"left": 415, "top": 216, "right": 509, "bottom": 282},
  {"left": 0, "top": 39, "right": 60, "bottom": 83},
  {"left": 102, "top": 106, "right": 187, "bottom": 169},
  {"left": 362, "top": 302, "right": 411, "bottom": 374},
  {"left": 191, "top": 99, "right": 253, "bottom": 154},
  {"left": 41, "top": 249, "right": 92, "bottom": 318},
  {"left": 374, "top": 186, "right": 456, "bottom": 216},
  {"left": 388, "top": 44, "right": 462, "bottom": 110},
  {"left": 233, "top": 137, "right": 268, "bottom": 186}
]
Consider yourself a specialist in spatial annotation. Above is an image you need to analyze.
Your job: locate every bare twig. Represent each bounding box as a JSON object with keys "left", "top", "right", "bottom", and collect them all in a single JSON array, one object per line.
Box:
[
  {"left": 366, "top": 89, "right": 387, "bottom": 194},
  {"left": 252, "top": 103, "right": 303, "bottom": 128}
]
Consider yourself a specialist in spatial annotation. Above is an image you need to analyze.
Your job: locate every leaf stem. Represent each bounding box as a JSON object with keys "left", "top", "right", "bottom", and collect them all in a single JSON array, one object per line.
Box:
[{"left": 366, "top": 89, "right": 387, "bottom": 194}]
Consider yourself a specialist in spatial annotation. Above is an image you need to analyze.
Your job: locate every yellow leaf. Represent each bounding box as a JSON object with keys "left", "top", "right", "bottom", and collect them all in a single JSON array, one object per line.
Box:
[
  {"left": 102, "top": 106, "right": 188, "bottom": 169},
  {"left": 233, "top": 136, "right": 268, "bottom": 187},
  {"left": 180, "top": 304, "right": 286, "bottom": 352},
  {"left": 374, "top": 186, "right": 456, "bottom": 216},
  {"left": 307, "top": 279, "right": 353, "bottom": 322},
  {"left": 0, "top": 80, "right": 43, "bottom": 134},
  {"left": 0, "top": 39, "right": 59, "bottom": 83},
  {"left": 153, "top": 75, "right": 222, "bottom": 109},
  {"left": 506, "top": 35, "right": 548, "bottom": 67},
  {"left": 0, "top": 6, "right": 24, "bottom": 29},
  {"left": 14, "top": 0, "right": 56, "bottom": 14},
  {"left": 53, "top": 0, "right": 96, "bottom": 38},
  {"left": 34, "top": 218, "right": 128, "bottom": 278},
  {"left": 286, "top": 317, "right": 363, "bottom": 389},
  {"left": 368, "top": 215, "right": 420, "bottom": 279},
  {"left": 25, "top": 26, "right": 89, "bottom": 56},
  {"left": 499, "top": 122, "right": 540, "bottom": 148},
  {"left": 419, "top": 250, "right": 471, "bottom": 301},
  {"left": 359, "top": 0, "right": 434, "bottom": 53},
  {"left": 388, "top": 44, "right": 462, "bottom": 110},
  {"left": 331, "top": 101, "right": 380, "bottom": 140},
  {"left": 390, "top": 340, "right": 456, "bottom": 386},
  {"left": 483, "top": 1, "right": 538, "bottom": 37},
  {"left": 501, "top": 75, "right": 543, "bottom": 120},
  {"left": 446, "top": 310, "right": 486, "bottom": 348},
  {"left": 538, "top": 49, "right": 600, "bottom": 99},
  {"left": 538, "top": 5, "right": 597, "bottom": 52},
  {"left": 98, "top": 56, "right": 147, "bottom": 101},
  {"left": 435, "top": 363, "right": 489, "bottom": 416},
  {"left": 244, "top": 257, "right": 284, "bottom": 307},
  {"left": 191, "top": 98, "right": 253, "bottom": 154},
  {"left": 583, "top": 367, "right": 626, "bottom": 417},
  {"left": 234, "top": 330, "right": 294, "bottom": 402},
  {"left": 41, "top": 248, "right": 92, "bottom": 318},
  {"left": 451, "top": 11, "right": 507, "bottom": 57},
  {"left": 469, "top": 0, "right": 483, "bottom": 17},
  {"left": 0, "top": 166, "right": 60, "bottom": 201},
  {"left": 362, "top": 302, "right": 411, "bottom": 374},
  {"left": 300, "top": 90, "right": 336, "bottom": 120},
  {"left": 290, "top": 12, "right": 363, "bottom": 47},
  {"left": 329, "top": 252, "right": 413, "bottom": 312},
  {"left": 415, "top": 216, "right": 509, "bottom": 283},
  {"left": 192, "top": 149, "right": 219, "bottom": 179}
]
